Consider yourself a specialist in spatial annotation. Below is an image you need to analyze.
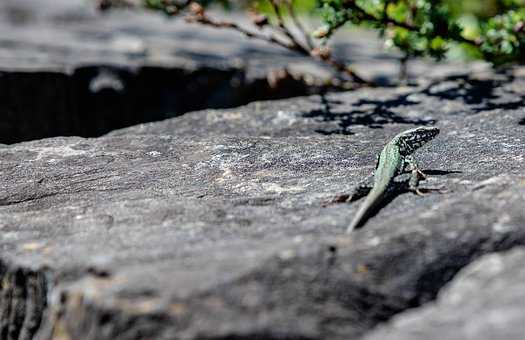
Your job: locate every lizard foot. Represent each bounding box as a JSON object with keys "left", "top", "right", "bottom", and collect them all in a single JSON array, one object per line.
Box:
[
  {"left": 323, "top": 184, "right": 373, "bottom": 206},
  {"left": 410, "top": 186, "right": 448, "bottom": 196},
  {"left": 411, "top": 188, "right": 427, "bottom": 196},
  {"left": 415, "top": 168, "right": 427, "bottom": 180},
  {"left": 322, "top": 193, "right": 351, "bottom": 206}
]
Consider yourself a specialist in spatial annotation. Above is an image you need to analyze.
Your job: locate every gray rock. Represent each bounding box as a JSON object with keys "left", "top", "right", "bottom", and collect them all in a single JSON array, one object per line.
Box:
[
  {"left": 0, "top": 0, "right": 484, "bottom": 144},
  {"left": 112, "top": 64, "right": 514, "bottom": 141},
  {"left": 0, "top": 64, "right": 248, "bottom": 144},
  {"left": 362, "top": 248, "right": 525, "bottom": 340},
  {"left": 1, "top": 66, "right": 525, "bottom": 339},
  {"left": 0, "top": 0, "right": 322, "bottom": 144}
]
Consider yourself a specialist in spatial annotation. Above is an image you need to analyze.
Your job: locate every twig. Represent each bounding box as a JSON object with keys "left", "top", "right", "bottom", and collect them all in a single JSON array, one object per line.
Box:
[
  {"left": 321, "top": 54, "right": 369, "bottom": 84},
  {"left": 97, "top": 0, "right": 139, "bottom": 10},
  {"left": 101, "top": 1, "right": 371, "bottom": 85},
  {"left": 185, "top": 14, "right": 300, "bottom": 52},
  {"left": 285, "top": 0, "right": 314, "bottom": 49},
  {"left": 382, "top": 0, "right": 390, "bottom": 26},
  {"left": 184, "top": 4, "right": 371, "bottom": 85},
  {"left": 267, "top": 0, "right": 309, "bottom": 54}
]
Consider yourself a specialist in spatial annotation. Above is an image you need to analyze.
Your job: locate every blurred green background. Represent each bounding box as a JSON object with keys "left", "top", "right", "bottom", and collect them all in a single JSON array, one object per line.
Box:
[{"left": 234, "top": 0, "right": 513, "bottom": 16}]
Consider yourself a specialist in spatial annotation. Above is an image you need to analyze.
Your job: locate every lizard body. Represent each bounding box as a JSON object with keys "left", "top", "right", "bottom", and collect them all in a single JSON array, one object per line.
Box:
[{"left": 347, "top": 127, "right": 439, "bottom": 232}]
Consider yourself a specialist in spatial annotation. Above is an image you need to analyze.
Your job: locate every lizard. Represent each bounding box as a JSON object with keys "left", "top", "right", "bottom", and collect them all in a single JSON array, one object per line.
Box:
[{"left": 346, "top": 126, "right": 440, "bottom": 233}]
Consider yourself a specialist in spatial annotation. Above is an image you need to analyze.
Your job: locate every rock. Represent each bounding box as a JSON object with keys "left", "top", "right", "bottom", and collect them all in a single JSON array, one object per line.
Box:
[
  {"left": 0, "top": 0, "right": 483, "bottom": 144},
  {"left": 0, "top": 65, "right": 247, "bottom": 144},
  {"left": 0, "top": 0, "right": 318, "bottom": 144},
  {"left": 112, "top": 63, "right": 513, "bottom": 141},
  {"left": 362, "top": 248, "right": 525, "bottom": 340},
  {"left": 1, "top": 66, "right": 525, "bottom": 339}
]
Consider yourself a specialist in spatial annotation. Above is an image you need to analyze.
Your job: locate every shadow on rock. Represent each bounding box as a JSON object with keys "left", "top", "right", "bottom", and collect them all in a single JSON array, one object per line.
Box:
[
  {"left": 305, "top": 70, "right": 524, "bottom": 135},
  {"left": 420, "top": 73, "right": 525, "bottom": 113},
  {"left": 303, "top": 94, "right": 435, "bottom": 136},
  {"left": 324, "top": 169, "right": 462, "bottom": 228}
]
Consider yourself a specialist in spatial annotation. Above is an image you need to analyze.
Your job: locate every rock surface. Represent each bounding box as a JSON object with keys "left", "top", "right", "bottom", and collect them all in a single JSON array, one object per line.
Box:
[
  {"left": 0, "top": 0, "right": 327, "bottom": 143},
  {"left": 0, "top": 0, "right": 481, "bottom": 144},
  {"left": 1, "top": 65, "right": 524, "bottom": 339},
  {"left": 362, "top": 248, "right": 525, "bottom": 340}
]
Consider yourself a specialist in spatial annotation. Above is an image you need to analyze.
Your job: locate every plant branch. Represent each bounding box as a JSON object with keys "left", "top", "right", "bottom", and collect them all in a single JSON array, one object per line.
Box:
[
  {"left": 185, "top": 4, "right": 371, "bottom": 85},
  {"left": 101, "top": 0, "right": 372, "bottom": 86},
  {"left": 343, "top": 1, "right": 481, "bottom": 47},
  {"left": 285, "top": 0, "right": 314, "bottom": 49},
  {"left": 185, "top": 13, "right": 301, "bottom": 52},
  {"left": 267, "top": 0, "right": 309, "bottom": 54}
]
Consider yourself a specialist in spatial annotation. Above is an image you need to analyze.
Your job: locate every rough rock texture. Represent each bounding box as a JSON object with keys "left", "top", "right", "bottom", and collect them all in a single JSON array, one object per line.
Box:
[
  {"left": 0, "top": 65, "right": 247, "bottom": 144},
  {"left": 0, "top": 64, "right": 524, "bottom": 339},
  {"left": 0, "top": 0, "right": 288, "bottom": 143},
  {"left": 362, "top": 248, "right": 525, "bottom": 340},
  {"left": 0, "top": 0, "right": 482, "bottom": 144},
  {"left": 0, "top": 0, "right": 327, "bottom": 143}
]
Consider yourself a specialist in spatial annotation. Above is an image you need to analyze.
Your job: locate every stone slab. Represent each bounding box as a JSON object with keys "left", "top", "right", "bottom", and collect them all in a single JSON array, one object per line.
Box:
[{"left": 1, "top": 67, "right": 524, "bottom": 339}]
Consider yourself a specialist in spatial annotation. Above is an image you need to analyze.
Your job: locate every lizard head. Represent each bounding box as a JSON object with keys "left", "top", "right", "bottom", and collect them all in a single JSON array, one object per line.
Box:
[{"left": 396, "top": 126, "right": 440, "bottom": 155}]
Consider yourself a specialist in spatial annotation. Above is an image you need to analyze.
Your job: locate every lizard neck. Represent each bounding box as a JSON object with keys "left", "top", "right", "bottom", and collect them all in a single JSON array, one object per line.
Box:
[{"left": 373, "top": 143, "right": 402, "bottom": 188}]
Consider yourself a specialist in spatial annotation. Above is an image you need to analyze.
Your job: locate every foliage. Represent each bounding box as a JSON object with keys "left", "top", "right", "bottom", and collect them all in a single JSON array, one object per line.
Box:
[
  {"left": 139, "top": 1, "right": 525, "bottom": 66},
  {"left": 100, "top": 0, "right": 525, "bottom": 86},
  {"left": 319, "top": 0, "right": 525, "bottom": 65}
]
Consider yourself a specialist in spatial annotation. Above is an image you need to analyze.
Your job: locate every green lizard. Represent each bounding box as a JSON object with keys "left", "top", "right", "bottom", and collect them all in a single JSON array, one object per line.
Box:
[{"left": 347, "top": 126, "right": 440, "bottom": 232}]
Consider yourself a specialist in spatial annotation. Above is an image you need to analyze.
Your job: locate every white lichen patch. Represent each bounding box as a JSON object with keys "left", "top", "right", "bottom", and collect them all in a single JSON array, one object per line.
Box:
[
  {"left": 492, "top": 214, "right": 513, "bottom": 233},
  {"left": 271, "top": 110, "right": 298, "bottom": 126},
  {"left": 31, "top": 146, "right": 88, "bottom": 161},
  {"left": 21, "top": 242, "right": 46, "bottom": 251},
  {"left": 262, "top": 182, "right": 305, "bottom": 194},
  {"left": 221, "top": 111, "right": 243, "bottom": 121},
  {"left": 215, "top": 168, "right": 234, "bottom": 184},
  {"left": 147, "top": 151, "right": 162, "bottom": 157}
]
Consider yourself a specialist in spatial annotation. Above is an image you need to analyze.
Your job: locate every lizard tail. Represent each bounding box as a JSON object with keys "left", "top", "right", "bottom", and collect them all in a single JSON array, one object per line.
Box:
[{"left": 346, "top": 192, "right": 381, "bottom": 233}]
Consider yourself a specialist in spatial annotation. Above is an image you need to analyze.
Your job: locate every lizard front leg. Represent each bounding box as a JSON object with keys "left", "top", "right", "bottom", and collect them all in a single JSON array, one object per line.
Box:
[
  {"left": 409, "top": 168, "right": 426, "bottom": 196},
  {"left": 405, "top": 156, "right": 445, "bottom": 196},
  {"left": 402, "top": 156, "right": 435, "bottom": 196},
  {"left": 403, "top": 155, "right": 426, "bottom": 178}
]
